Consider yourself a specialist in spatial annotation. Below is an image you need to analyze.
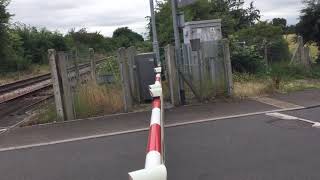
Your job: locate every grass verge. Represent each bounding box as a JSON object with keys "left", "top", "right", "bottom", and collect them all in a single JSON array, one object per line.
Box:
[
  {"left": 233, "top": 72, "right": 320, "bottom": 98},
  {"left": 74, "top": 83, "right": 124, "bottom": 119}
]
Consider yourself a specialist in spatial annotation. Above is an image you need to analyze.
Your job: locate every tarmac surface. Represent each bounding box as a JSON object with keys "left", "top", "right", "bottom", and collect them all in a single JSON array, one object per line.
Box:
[{"left": 0, "top": 90, "right": 320, "bottom": 180}]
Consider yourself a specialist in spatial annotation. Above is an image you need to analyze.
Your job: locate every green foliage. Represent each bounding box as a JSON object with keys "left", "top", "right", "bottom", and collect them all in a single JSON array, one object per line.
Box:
[
  {"left": 230, "top": 22, "right": 289, "bottom": 74},
  {"left": 65, "top": 28, "right": 108, "bottom": 53},
  {"left": 0, "top": 7, "right": 149, "bottom": 73},
  {"left": 267, "top": 38, "right": 291, "bottom": 63},
  {"left": 0, "top": 0, "right": 17, "bottom": 72},
  {"left": 112, "top": 27, "right": 144, "bottom": 48},
  {"left": 272, "top": 18, "right": 287, "bottom": 30},
  {"left": 230, "top": 42, "right": 265, "bottom": 74},
  {"left": 268, "top": 62, "right": 320, "bottom": 89},
  {"left": 296, "top": 0, "right": 320, "bottom": 62},
  {"left": 12, "top": 24, "right": 68, "bottom": 64},
  {"left": 285, "top": 25, "right": 296, "bottom": 34},
  {"left": 233, "top": 22, "right": 290, "bottom": 63},
  {"left": 234, "top": 22, "right": 283, "bottom": 46}
]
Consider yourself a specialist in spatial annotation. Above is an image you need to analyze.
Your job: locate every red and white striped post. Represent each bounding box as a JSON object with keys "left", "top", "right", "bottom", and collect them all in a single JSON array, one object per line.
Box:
[{"left": 129, "top": 67, "right": 167, "bottom": 180}]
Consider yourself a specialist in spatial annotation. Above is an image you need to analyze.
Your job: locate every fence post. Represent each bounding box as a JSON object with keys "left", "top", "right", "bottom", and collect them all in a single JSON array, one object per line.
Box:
[
  {"left": 298, "top": 36, "right": 305, "bottom": 65},
  {"left": 89, "top": 48, "right": 96, "bottom": 82},
  {"left": 73, "top": 49, "right": 80, "bottom": 84},
  {"left": 222, "top": 39, "right": 234, "bottom": 96},
  {"left": 127, "top": 46, "right": 140, "bottom": 102},
  {"left": 57, "top": 52, "right": 75, "bottom": 120},
  {"left": 48, "top": 49, "right": 65, "bottom": 121},
  {"left": 118, "top": 48, "right": 133, "bottom": 112},
  {"left": 264, "top": 43, "right": 268, "bottom": 67},
  {"left": 165, "top": 45, "right": 181, "bottom": 106},
  {"left": 303, "top": 46, "right": 311, "bottom": 69}
]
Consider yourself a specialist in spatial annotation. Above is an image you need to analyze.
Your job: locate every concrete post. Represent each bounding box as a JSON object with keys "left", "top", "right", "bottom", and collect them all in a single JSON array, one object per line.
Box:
[
  {"left": 298, "top": 36, "right": 304, "bottom": 65},
  {"left": 127, "top": 46, "right": 140, "bottom": 102},
  {"left": 48, "top": 49, "right": 65, "bottom": 121},
  {"left": 303, "top": 46, "right": 311, "bottom": 69},
  {"left": 73, "top": 49, "right": 80, "bottom": 85},
  {"left": 89, "top": 48, "right": 96, "bottom": 82},
  {"left": 165, "top": 45, "right": 180, "bottom": 106},
  {"left": 264, "top": 44, "right": 268, "bottom": 67},
  {"left": 57, "top": 52, "right": 75, "bottom": 120},
  {"left": 117, "top": 48, "right": 133, "bottom": 112},
  {"left": 222, "top": 39, "right": 234, "bottom": 96},
  {"left": 197, "top": 50, "right": 203, "bottom": 98}
]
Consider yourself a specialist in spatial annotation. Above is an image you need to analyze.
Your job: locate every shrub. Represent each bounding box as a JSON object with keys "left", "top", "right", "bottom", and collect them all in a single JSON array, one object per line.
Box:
[
  {"left": 232, "top": 22, "right": 291, "bottom": 65},
  {"left": 231, "top": 44, "right": 265, "bottom": 74},
  {"left": 267, "top": 38, "right": 291, "bottom": 63}
]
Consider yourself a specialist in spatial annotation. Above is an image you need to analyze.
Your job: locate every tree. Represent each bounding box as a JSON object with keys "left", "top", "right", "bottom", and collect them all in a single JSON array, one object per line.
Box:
[
  {"left": 285, "top": 25, "right": 296, "bottom": 34},
  {"left": 233, "top": 22, "right": 290, "bottom": 63},
  {"left": 0, "top": 0, "right": 11, "bottom": 70},
  {"left": 112, "top": 27, "right": 144, "bottom": 48},
  {"left": 65, "top": 28, "right": 106, "bottom": 52},
  {"left": 296, "top": 0, "right": 320, "bottom": 62},
  {"left": 13, "top": 24, "right": 67, "bottom": 64},
  {"left": 272, "top": 18, "right": 287, "bottom": 29},
  {"left": 0, "top": 0, "right": 26, "bottom": 72}
]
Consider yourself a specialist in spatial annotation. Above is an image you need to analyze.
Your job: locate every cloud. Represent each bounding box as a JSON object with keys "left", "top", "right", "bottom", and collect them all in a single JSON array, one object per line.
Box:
[
  {"left": 8, "top": 0, "right": 151, "bottom": 36},
  {"left": 246, "top": 0, "right": 304, "bottom": 24},
  {"left": 8, "top": 0, "right": 304, "bottom": 36}
]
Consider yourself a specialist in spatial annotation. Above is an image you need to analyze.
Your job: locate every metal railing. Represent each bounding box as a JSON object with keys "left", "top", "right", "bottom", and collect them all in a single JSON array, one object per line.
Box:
[{"left": 128, "top": 67, "right": 167, "bottom": 180}]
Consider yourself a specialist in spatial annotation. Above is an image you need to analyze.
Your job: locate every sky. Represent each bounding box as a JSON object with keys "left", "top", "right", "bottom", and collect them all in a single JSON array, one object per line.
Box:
[{"left": 7, "top": 0, "right": 305, "bottom": 37}]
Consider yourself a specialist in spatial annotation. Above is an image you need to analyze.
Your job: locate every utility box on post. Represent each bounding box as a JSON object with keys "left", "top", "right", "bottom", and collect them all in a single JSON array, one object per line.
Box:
[
  {"left": 183, "top": 19, "right": 222, "bottom": 45},
  {"left": 135, "top": 53, "right": 156, "bottom": 101}
]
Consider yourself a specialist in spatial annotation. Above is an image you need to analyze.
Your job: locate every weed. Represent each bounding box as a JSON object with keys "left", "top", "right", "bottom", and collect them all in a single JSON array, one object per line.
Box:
[
  {"left": 73, "top": 82, "right": 124, "bottom": 119},
  {"left": 22, "top": 102, "right": 57, "bottom": 127}
]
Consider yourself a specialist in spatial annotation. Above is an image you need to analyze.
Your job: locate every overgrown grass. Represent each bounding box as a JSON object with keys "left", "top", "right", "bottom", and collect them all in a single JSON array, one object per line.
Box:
[
  {"left": 24, "top": 83, "right": 124, "bottom": 126},
  {"left": 234, "top": 73, "right": 274, "bottom": 98},
  {"left": 74, "top": 82, "right": 124, "bottom": 119},
  {"left": 0, "top": 64, "right": 49, "bottom": 85},
  {"left": 233, "top": 63, "right": 320, "bottom": 98}
]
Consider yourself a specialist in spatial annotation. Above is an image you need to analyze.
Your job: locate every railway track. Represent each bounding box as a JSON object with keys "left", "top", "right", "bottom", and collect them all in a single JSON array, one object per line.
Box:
[
  {"left": 0, "top": 58, "right": 107, "bottom": 104},
  {"left": 0, "top": 74, "right": 51, "bottom": 95},
  {"left": 0, "top": 58, "right": 108, "bottom": 131}
]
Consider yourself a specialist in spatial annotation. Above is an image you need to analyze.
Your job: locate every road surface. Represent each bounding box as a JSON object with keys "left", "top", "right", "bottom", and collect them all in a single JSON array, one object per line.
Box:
[{"left": 0, "top": 89, "right": 320, "bottom": 180}]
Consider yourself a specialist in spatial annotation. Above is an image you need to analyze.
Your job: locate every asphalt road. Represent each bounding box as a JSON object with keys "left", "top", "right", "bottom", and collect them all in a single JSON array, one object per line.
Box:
[{"left": 1, "top": 107, "right": 320, "bottom": 180}]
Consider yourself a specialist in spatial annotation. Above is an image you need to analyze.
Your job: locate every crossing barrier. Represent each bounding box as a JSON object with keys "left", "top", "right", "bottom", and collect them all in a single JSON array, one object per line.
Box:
[{"left": 129, "top": 67, "right": 167, "bottom": 180}]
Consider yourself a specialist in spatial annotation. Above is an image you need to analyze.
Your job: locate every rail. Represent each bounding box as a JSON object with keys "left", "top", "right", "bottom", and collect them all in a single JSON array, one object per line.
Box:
[
  {"left": 0, "top": 74, "right": 51, "bottom": 95},
  {"left": 0, "top": 57, "right": 108, "bottom": 104},
  {"left": 128, "top": 67, "right": 167, "bottom": 180}
]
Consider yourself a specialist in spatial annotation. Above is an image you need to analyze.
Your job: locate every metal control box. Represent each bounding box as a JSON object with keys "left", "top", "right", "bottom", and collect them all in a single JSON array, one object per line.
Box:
[
  {"left": 183, "top": 19, "right": 222, "bottom": 45},
  {"left": 135, "top": 53, "right": 156, "bottom": 101}
]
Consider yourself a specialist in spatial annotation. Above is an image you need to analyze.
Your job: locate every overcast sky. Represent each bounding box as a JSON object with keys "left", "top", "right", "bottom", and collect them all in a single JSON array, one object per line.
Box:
[{"left": 8, "top": 0, "right": 304, "bottom": 37}]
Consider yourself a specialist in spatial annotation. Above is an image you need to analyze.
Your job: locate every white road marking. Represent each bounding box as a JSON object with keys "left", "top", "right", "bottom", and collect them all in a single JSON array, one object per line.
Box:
[
  {"left": 252, "top": 97, "right": 304, "bottom": 109},
  {"left": 266, "top": 112, "right": 299, "bottom": 120},
  {"left": 0, "top": 128, "right": 149, "bottom": 152},
  {"left": 266, "top": 112, "right": 320, "bottom": 128},
  {"left": 0, "top": 106, "right": 314, "bottom": 152}
]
